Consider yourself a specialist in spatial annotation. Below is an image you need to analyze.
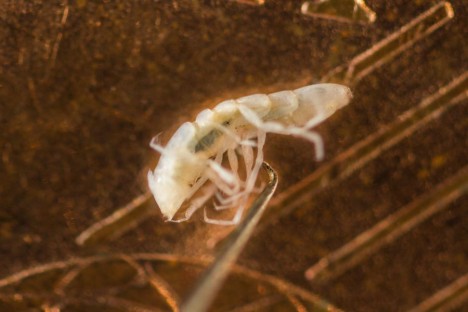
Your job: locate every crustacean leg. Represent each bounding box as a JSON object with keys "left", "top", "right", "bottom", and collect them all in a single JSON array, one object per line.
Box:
[
  {"left": 168, "top": 151, "right": 237, "bottom": 222},
  {"left": 238, "top": 105, "right": 325, "bottom": 160},
  {"left": 204, "top": 131, "right": 266, "bottom": 225},
  {"left": 211, "top": 141, "right": 258, "bottom": 211}
]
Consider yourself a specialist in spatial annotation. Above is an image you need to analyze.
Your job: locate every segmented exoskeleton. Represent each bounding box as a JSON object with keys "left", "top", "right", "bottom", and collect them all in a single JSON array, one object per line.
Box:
[{"left": 148, "top": 83, "right": 352, "bottom": 225}]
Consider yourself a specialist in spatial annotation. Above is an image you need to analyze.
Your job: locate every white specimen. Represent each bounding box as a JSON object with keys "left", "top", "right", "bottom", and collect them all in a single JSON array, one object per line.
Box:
[{"left": 148, "top": 83, "right": 352, "bottom": 225}]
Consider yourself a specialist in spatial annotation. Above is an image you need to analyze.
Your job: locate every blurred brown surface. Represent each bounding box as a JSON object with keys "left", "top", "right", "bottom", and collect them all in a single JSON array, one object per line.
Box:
[{"left": 0, "top": 1, "right": 467, "bottom": 311}]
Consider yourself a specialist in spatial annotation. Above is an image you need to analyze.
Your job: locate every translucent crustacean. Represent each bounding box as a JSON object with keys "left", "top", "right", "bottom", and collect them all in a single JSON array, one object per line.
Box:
[{"left": 148, "top": 83, "right": 352, "bottom": 225}]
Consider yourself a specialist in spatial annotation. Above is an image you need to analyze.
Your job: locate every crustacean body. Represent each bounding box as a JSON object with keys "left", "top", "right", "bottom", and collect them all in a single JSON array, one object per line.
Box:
[{"left": 148, "top": 83, "right": 352, "bottom": 225}]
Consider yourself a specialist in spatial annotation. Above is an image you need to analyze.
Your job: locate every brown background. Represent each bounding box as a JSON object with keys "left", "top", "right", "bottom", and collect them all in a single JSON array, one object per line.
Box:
[{"left": 1, "top": 0, "right": 467, "bottom": 311}]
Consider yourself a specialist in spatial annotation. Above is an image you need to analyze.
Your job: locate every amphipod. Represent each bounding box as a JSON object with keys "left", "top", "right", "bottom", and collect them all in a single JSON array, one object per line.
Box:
[{"left": 148, "top": 83, "right": 352, "bottom": 225}]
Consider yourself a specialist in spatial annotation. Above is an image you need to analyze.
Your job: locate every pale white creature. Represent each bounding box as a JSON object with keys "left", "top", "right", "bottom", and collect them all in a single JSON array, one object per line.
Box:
[{"left": 148, "top": 83, "right": 352, "bottom": 225}]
